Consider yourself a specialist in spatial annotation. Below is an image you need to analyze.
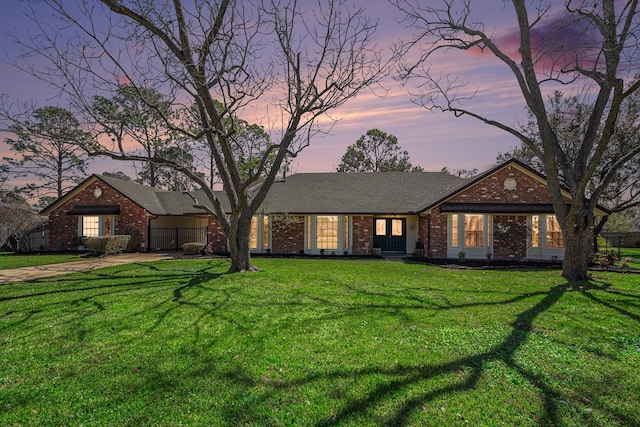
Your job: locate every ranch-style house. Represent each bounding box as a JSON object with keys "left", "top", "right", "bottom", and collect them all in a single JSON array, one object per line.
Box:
[{"left": 41, "top": 159, "right": 609, "bottom": 261}]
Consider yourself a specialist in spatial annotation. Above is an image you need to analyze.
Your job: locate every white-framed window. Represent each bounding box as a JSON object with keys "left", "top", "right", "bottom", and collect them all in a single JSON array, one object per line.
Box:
[
  {"left": 78, "top": 215, "right": 114, "bottom": 237},
  {"left": 317, "top": 215, "right": 339, "bottom": 250},
  {"left": 527, "top": 214, "right": 565, "bottom": 260},
  {"left": 305, "top": 215, "right": 350, "bottom": 254},
  {"left": 448, "top": 213, "right": 490, "bottom": 258},
  {"left": 451, "top": 214, "right": 459, "bottom": 247},
  {"left": 249, "top": 215, "right": 270, "bottom": 252},
  {"left": 546, "top": 215, "right": 564, "bottom": 248},
  {"left": 463, "top": 214, "right": 484, "bottom": 247},
  {"left": 531, "top": 215, "right": 540, "bottom": 248}
]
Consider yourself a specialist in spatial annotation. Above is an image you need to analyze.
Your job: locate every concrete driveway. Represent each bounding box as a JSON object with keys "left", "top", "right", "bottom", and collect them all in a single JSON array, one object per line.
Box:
[{"left": 0, "top": 252, "right": 176, "bottom": 284}]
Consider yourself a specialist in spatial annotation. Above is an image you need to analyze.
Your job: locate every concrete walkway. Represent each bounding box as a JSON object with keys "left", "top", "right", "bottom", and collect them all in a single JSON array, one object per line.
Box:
[{"left": 0, "top": 252, "right": 176, "bottom": 284}]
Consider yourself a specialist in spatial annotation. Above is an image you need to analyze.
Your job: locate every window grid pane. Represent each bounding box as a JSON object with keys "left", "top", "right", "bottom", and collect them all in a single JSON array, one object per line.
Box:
[
  {"left": 451, "top": 215, "right": 458, "bottom": 247},
  {"left": 344, "top": 216, "right": 349, "bottom": 250},
  {"left": 82, "top": 216, "right": 99, "bottom": 237},
  {"left": 391, "top": 219, "right": 403, "bottom": 236},
  {"left": 531, "top": 215, "right": 539, "bottom": 248},
  {"left": 104, "top": 216, "right": 112, "bottom": 236},
  {"left": 249, "top": 217, "right": 258, "bottom": 249},
  {"left": 262, "top": 216, "right": 269, "bottom": 248},
  {"left": 546, "top": 215, "right": 564, "bottom": 248},
  {"left": 316, "top": 215, "right": 338, "bottom": 250},
  {"left": 464, "top": 214, "right": 484, "bottom": 247}
]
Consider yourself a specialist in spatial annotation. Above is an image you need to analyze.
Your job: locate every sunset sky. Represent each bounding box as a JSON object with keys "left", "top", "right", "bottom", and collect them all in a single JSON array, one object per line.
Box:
[{"left": 0, "top": 1, "right": 573, "bottom": 187}]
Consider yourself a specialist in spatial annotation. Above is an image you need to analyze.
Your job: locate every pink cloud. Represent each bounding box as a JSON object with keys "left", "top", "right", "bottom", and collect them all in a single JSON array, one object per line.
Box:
[{"left": 469, "top": 11, "right": 603, "bottom": 76}]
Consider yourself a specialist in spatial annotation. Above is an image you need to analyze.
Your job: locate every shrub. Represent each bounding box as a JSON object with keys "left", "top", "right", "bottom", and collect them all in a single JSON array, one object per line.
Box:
[
  {"left": 126, "top": 232, "right": 142, "bottom": 252},
  {"left": 597, "top": 235, "right": 611, "bottom": 251},
  {"left": 83, "top": 235, "right": 131, "bottom": 255},
  {"left": 597, "top": 250, "right": 618, "bottom": 267},
  {"left": 182, "top": 242, "right": 205, "bottom": 255}
]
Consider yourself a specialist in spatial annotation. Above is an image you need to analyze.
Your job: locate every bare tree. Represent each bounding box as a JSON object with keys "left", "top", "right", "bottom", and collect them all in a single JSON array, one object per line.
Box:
[
  {"left": 394, "top": 0, "right": 640, "bottom": 281},
  {"left": 11, "top": 0, "right": 385, "bottom": 272},
  {"left": 0, "top": 200, "right": 47, "bottom": 253},
  {"left": 498, "top": 89, "right": 640, "bottom": 247}
]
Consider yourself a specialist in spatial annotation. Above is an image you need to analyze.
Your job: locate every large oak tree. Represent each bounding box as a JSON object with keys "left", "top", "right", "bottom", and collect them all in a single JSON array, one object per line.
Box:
[
  {"left": 395, "top": 0, "right": 640, "bottom": 281},
  {"left": 13, "top": 0, "right": 385, "bottom": 272}
]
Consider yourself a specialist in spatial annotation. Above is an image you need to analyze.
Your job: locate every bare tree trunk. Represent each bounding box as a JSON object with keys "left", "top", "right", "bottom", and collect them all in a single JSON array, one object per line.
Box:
[
  {"left": 227, "top": 211, "right": 259, "bottom": 273},
  {"left": 561, "top": 214, "right": 592, "bottom": 282}
]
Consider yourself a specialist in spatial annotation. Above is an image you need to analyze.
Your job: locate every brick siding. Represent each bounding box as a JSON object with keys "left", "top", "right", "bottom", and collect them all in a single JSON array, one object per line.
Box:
[
  {"left": 271, "top": 215, "right": 305, "bottom": 254},
  {"left": 351, "top": 215, "right": 373, "bottom": 255},
  {"left": 207, "top": 216, "right": 228, "bottom": 253},
  {"left": 48, "top": 178, "right": 147, "bottom": 251},
  {"left": 421, "top": 165, "right": 571, "bottom": 260},
  {"left": 492, "top": 215, "right": 528, "bottom": 260}
]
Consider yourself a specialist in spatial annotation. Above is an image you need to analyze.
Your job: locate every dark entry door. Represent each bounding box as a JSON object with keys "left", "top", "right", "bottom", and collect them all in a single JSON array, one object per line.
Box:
[{"left": 374, "top": 218, "right": 406, "bottom": 252}]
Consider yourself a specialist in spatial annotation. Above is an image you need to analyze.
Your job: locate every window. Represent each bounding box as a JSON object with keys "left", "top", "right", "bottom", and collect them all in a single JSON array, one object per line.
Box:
[
  {"left": 375, "top": 219, "right": 386, "bottom": 236},
  {"left": 80, "top": 215, "right": 114, "bottom": 237},
  {"left": 82, "top": 216, "right": 100, "bottom": 237},
  {"left": 464, "top": 214, "right": 484, "bottom": 247},
  {"left": 531, "top": 215, "right": 539, "bottom": 248},
  {"left": 451, "top": 214, "right": 459, "bottom": 247},
  {"left": 316, "top": 215, "right": 338, "bottom": 250},
  {"left": 344, "top": 216, "right": 349, "bottom": 250},
  {"left": 546, "top": 215, "right": 564, "bottom": 248},
  {"left": 262, "top": 216, "right": 269, "bottom": 249},
  {"left": 249, "top": 215, "right": 269, "bottom": 250},
  {"left": 391, "top": 219, "right": 403, "bottom": 236},
  {"left": 249, "top": 216, "right": 258, "bottom": 249},
  {"left": 306, "top": 215, "right": 349, "bottom": 253}
]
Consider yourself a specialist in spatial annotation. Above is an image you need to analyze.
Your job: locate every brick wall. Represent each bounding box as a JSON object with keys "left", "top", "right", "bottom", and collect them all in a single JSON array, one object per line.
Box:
[
  {"left": 351, "top": 215, "right": 373, "bottom": 255},
  {"left": 271, "top": 215, "right": 305, "bottom": 254},
  {"left": 48, "top": 178, "right": 147, "bottom": 251},
  {"left": 207, "top": 216, "right": 228, "bottom": 253},
  {"left": 422, "top": 165, "right": 569, "bottom": 260},
  {"left": 446, "top": 165, "right": 565, "bottom": 205},
  {"left": 492, "top": 215, "right": 528, "bottom": 260},
  {"left": 419, "top": 212, "right": 447, "bottom": 258}
]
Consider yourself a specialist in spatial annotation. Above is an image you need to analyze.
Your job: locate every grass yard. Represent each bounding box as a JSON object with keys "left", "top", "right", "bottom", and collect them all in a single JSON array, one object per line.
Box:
[
  {"left": 0, "top": 252, "right": 82, "bottom": 270},
  {"left": 1, "top": 259, "right": 638, "bottom": 426},
  {"left": 618, "top": 247, "right": 640, "bottom": 268}
]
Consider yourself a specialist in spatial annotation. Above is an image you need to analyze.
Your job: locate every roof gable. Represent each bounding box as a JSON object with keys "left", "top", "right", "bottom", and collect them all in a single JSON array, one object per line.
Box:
[
  {"left": 40, "top": 175, "right": 102, "bottom": 215},
  {"left": 420, "top": 159, "right": 611, "bottom": 216}
]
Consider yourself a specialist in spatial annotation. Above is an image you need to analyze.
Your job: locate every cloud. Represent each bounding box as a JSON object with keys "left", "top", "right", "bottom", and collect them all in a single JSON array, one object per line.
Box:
[{"left": 470, "top": 9, "right": 603, "bottom": 75}]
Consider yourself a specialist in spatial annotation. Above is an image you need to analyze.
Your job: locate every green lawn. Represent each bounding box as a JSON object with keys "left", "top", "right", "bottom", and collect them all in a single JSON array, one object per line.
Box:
[
  {"left": 0, "top": 252, "right": 82, "bottom": 270},
  {"left": 1, "top": 259, "right": 638, "bottom": 426},
  {"left": 619, "top": 247, "right": 640, "bottom": 266}
]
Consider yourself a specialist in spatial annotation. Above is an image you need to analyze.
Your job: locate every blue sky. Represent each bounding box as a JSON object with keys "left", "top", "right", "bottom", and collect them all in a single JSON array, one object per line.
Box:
[{"left": 0, "top": 1, "right": 562, "bottom": 184}]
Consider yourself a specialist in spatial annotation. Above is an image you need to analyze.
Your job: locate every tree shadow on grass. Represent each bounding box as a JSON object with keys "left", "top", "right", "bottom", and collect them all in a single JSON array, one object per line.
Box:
[
  {"left": 290, "top": 284, "right": 569, "bottom": 426},
  {"left": 0, "top": 260, "right": 228, "bottom": 338},
  {"left": 214, "top": 280, "right": 638, "bottom": 426},
  {"left": 3, "top": 262, "right": 638, "bottom": 426}
]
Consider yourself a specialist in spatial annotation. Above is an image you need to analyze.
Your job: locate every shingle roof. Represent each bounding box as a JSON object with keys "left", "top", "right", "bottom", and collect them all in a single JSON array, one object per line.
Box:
[
  {"left": 98, "top": 175, "right": 230, "bottom": 215},
  {"left": 262, "top": 172, "right": 468, "bottom": 214},
  {"left": 98, "top": 172, "right": 468, "bottom": 215}
]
